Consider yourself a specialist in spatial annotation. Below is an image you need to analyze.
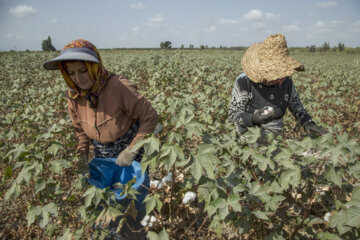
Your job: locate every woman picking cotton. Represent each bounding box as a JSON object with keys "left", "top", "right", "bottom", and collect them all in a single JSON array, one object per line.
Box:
[
  {"left": 44, "top": 39, "right": 158, "bottom": 239},
  {"left": 228, "top": 34, "right": 324, "bottom": 142}
]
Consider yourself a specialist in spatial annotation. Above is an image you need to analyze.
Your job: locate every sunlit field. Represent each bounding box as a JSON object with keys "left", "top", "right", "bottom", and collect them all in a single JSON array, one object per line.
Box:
[{"left": 1, "top": 49, "right": 359, "bottom": 239}]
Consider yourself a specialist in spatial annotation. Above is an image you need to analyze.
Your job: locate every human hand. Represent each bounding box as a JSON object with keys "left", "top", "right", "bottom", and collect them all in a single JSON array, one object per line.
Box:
[
  {"left": 116, "top": 147, "right": 136, "bottom": 166},
  {"left": 303, "top": 121, "right": 326, "bottom": 138},
  {"left": 77, "top": 154, "right": 89, "bottom": 175},
  {"left": 252, "top": 106, "right": 275, "bottom": 125}
]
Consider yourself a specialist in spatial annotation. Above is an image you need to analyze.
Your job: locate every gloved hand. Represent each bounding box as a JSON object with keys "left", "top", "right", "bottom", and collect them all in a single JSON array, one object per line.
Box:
[
  {"left": 303, "top": 121, "right": 326, "bottom": 138},
  {"left": 77, "top": 154, "right": 89, "bottom": 175},
  {"left": 252, "top": 107, "right": 275, "bottom": 125},
  {"left": 116, "top": 147, "right": 136, "bottom": 166}
]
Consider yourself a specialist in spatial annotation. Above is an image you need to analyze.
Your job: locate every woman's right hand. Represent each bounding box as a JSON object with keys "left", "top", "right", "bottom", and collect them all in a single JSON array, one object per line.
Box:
[{"left": 252, "top": 107, "right": 274, "bottom": 125}]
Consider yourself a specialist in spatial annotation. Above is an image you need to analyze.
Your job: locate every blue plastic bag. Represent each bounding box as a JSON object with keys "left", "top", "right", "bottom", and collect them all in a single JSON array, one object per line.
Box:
[{"left": 87, "top": 158, "right": 147, "bottom": 201}]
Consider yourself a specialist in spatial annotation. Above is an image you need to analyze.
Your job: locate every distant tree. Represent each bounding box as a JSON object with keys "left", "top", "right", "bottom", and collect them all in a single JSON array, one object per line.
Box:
[
  {"left": 200, "top": 45, "right": 205, "bottom": 49},
  {"left": 189, "top": 44, "right": 194, "bottom": 49},
  {"left": 219, "top": 45, "right": 223, "bottom": 49},
  {"left": 309, "top": 45, "right": 316, "bottom": 53},
  {"left": 338, "top": 42, "right": 345, "bottom": 52},
  {"left": 42, "top": 36, "right": 56, "bottom": 51},
  {"left": 160, "top": 41, "right": 172, "bottom": 49},
  {"left": 321, "top": 41, "right": 330, "bottom": 52},
  {"left": 181, "top": 44, "right": 184, "bottom": 49}
]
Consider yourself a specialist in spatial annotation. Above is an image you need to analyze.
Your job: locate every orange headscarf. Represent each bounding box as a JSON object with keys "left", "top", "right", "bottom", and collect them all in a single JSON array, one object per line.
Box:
[{"left": 59, "top": 39, "right": 112, "bottom": 107}]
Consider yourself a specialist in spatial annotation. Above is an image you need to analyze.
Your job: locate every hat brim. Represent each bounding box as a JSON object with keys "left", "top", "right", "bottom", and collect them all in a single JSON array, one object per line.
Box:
[
  {"left": 44, "top": 49, "right": 100, "bottom": 70},
  {"left": 241, "top": 41, "right": 304, "bottom": 83}
]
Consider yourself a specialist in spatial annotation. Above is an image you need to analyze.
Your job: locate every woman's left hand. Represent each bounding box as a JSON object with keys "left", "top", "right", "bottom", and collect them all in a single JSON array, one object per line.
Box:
[
  {"left": 303, "top": 121, "right": 326, "bottom": 138},
  {"left": 116, "top": 147, "right": 136, "bottom": 166}
]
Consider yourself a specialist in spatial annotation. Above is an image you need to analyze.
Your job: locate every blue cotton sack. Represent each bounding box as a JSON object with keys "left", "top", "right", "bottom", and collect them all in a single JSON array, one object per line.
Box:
[{"left": 87, "top": 158, "right": 147, "bottom": 201}]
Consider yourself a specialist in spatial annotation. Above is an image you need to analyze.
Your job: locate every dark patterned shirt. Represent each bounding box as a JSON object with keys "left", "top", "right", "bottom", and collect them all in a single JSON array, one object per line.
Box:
[{"left": 228, "top": 73, "right": 311, "bottom": 134}]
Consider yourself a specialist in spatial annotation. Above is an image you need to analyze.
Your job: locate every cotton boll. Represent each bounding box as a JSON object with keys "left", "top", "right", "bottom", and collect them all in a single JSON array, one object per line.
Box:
[
  {"left": 150, "top": 180, "right": 161, "bottom": 189},
  {"left": 141, "top": 215, "right": 151, "bottom": 227},
  {"left": 324, "top": 212, "right": 331, "bottom": 222},
  {"left": 162, "top": 172, "right": 173, "bottom": 183},
  {"left": 262, "top": 106, "right": 274, "bottom": 116},
  {"left": 150, "top": 216, "right": 156, "bottom": 223},
  {"left": 182, "top": 191, "right": 196, "bottom": 204}
]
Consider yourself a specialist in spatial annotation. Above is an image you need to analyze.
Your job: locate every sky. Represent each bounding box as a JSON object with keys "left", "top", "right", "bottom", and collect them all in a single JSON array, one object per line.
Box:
[{"left": 0, "top": 0, "right": 359, "bottom": 51}]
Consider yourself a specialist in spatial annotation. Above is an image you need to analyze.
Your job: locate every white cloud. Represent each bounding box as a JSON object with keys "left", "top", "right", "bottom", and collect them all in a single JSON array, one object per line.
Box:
[
  {"left": 6, "top": 33, "right": 13, "bottom": 39},
  {"left": 282, "top": 24, "right": 301, "bottom": 32},
  {"left": 251, "top": 22, "right": 267, "bottom": 29},
  {"left": 146, "top": 14, "right": 165, "bottom": 29},
  {"left": 313, "top": 20, "right": 341, "bottom": 33},
  {"left": 317, "top": 1, "right": 338, "bottom": 8},
  {"left": 51, "top": 18, "right": 58, "bottom": 24},
  {"left": 351, "top": 20, "right": 360, "bottom": 32},
  {"left": 133, "top": 26, "right": 140, "bottom": 32},
  {"left": 219, "top": 18, "right": 239, "bottom": 25},
  {"left": 242, "top": 9, "right": 280, "bottom": 22},
  {"left": 264, "top": 12, "right": 280, "bottom": 21},
  {"left": 131, "top": 2, "right": 146, "bottom": 10},
  {"left": 243, "top": 9, "right": 263, "bottom": 21},
  {"left": 15, "top": 35, "right": 25, "bottom": 40},
  {"left": 9, "top": 5, "right": 38, "bottom": 18},
  {"left": 203, "top": 26, "right": 217, "bottom": 33}
]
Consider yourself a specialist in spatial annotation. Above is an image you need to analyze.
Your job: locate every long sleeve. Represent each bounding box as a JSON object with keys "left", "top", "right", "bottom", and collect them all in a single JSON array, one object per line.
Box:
[
  {"left": 288, "top": 82, "right": 312, "bottom": 125},
  {"left": 228, "top": 74, "right": 254, "bottom": 133},
  {"left": 67, "top": 99, "right": 90, "bottom": 155},
  {"left": 116, "top": 77, "right": 159, "bottom": 148}
]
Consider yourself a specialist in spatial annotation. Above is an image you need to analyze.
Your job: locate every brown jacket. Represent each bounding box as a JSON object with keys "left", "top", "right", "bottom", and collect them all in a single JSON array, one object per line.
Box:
[{"left": 67, "top": 75, "right": 159, "bottom": 155}]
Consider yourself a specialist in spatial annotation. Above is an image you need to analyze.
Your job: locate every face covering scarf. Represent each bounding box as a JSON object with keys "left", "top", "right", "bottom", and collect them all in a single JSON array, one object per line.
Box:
[{"left": 59, "top": 39, "right": 112, "bottom": 108}]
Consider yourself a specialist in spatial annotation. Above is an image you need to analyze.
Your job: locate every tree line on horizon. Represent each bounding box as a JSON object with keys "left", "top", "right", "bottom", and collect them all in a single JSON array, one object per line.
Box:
[{"left": 6, "top": 36, "right": 359, "bottom": 53}]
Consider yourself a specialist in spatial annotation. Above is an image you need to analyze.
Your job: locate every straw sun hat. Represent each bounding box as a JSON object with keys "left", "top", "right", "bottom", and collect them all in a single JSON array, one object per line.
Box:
[{"left": 241, "top": 34, "right": 304, "bottom": 83}]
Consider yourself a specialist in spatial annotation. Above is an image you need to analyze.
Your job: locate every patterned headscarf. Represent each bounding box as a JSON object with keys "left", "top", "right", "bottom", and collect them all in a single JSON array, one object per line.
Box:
[{"left": 59, "top": 39, "right": 112, "bottom": 108}]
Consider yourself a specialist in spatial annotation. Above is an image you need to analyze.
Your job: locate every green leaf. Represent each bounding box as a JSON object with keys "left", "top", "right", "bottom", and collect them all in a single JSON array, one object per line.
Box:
[
  {"left": 191, "top": 155, "right": 203, "bottom": 182},
  {"left": 253, "top": 211, "right": 269, "bottom": 220},
  {"left": 50, "top": 159, "right": 72, "bottom": 174},
  {"left": 46, "top": 223, "right": 59, "bottom": 237},
  {"left": 344, "top": 206, "right": 360, "bottom": 227},
  {"left": 57, "top": 228, "right": 73, "bottom": 240},
  {"left": 158, "top": 228, "right": 169, "bottom": 240},
  {"left": 27, "top": 206, "right": 42, "bottom": 226},
  {"left": 317, "top": 232, "right": 342, "bottom": 240},
  {"left": 5, "top": 182, "right": 20, "bottom": 200},
  {"left": 47, "top": 143, "right": 64, "bottom": 157},
  {"left": 265, "top": 195, "right": 286, "bottom": 212},
  {"left": 280, "top": 168, "right": 301, "bottom": 189},
  {"left": 324, "top": 166, "right": 343, "bottom": 187},
  {"left": 227, "top": 193, "right": 242, "bottom": 212},
  {"left": 35, "top": 178, "right": 46, "bottom": 194},
  {"left": 211, "top": 197, "right": 226, "bottom": 209},
  {"left": 132, "top": 136, "right": 160, "bottom": 156},
  {"left": 159, "top": 144, "right": 184, "bottom": 171},
  {"left": 147, "top": 231, "right": 159, "bottom": 240},
  {"left": 144, "top": 194, "right": 160, "bottom": 215}
]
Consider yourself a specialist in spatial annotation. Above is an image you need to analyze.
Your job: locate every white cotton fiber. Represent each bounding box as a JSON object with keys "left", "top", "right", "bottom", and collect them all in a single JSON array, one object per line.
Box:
[
  {"left": 150, "top": 180, "right": 161, "bottom": 189},
  {"left": 182, "top": 191, "right": 196, "bottom": 204},
  {"left": 162, "top": 172, "right": 173, "bottom": 183},
  {"left": 324, "top": 212, "right": 331, "bottom": 222}
]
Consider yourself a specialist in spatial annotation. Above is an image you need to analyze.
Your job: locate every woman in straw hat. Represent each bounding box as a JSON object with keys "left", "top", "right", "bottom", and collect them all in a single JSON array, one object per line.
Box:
[
  {"left": 44, "top": 39, "right": 158, "bottom": 239},
  {"left": 229, "top": 34, "right": 324, "bottom": 140}
]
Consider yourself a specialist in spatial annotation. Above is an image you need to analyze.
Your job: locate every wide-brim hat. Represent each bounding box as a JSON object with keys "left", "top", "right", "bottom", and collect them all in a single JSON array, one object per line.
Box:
[
  {"left": 43, "top": 47, "right": 100, "bottom": 70},
  {"left": 241, "top": 34, "right": 304, "bottom": 83}
]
